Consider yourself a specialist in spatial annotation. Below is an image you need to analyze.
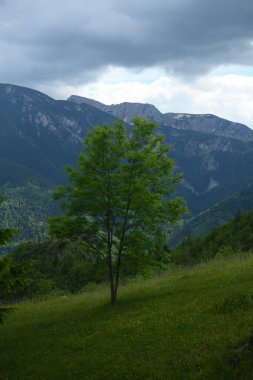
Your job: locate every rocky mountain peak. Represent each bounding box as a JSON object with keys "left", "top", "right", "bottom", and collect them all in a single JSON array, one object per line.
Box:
[
  {"left": 68, "top": 95, "right": 253, "bottom": 142},
  {"left": 68, "top": 95, "right": 163, "bottom": 124},
  {"left": 0, "top": 83, "right": 53, "bottom": 105}
]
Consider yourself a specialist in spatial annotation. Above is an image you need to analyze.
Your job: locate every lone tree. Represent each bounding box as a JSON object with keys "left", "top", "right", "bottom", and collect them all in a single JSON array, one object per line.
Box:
[{"left": 49, "top": 117, "right": 186, "bottom": 304}]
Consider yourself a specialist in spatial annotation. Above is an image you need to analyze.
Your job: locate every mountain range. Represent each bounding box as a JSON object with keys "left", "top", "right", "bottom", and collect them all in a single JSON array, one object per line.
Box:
[
  {"left": 68, "top": 94, "right": 253, "bottom": 215},
  {"left": 1, "top": 83, "right": 253, "bottom": 247},
  {"left": 69, "top": 95, "right": 253, "bottom": 142}
]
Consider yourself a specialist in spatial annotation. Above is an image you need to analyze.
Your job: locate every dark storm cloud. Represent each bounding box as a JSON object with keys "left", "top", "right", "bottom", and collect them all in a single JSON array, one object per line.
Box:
[{"left": 0, "top": 0, "right": 253, "bottom": 86}]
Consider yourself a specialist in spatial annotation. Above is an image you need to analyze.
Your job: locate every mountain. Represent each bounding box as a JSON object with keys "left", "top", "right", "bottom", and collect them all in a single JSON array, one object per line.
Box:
[
  {"left": 68, "top": 95, "right": 253, "bottom": 142},
  {"left": 68, "top": 94, "right": 253, "bottom": 214},
  {"left": 0, "top": 84, "right": 118, "bottom": 186},
  {"left": 0, "top": 84, "right": 119, "bottom": 250},
  {"left": 1, "top": 83, "right": 253, "bottom": 248},
  {"left": 159, "top": 125, "right": 253, "bottom": 213}
]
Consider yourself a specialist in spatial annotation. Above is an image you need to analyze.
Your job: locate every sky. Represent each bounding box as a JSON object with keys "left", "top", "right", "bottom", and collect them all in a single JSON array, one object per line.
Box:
[{"left": 1, "top": 0, "right": 253, "bottom": 126}]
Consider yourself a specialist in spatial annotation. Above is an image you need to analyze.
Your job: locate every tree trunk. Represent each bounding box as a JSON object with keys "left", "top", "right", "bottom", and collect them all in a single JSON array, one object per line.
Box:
[
  {"left": 114, "top": 254, "right": 121, "bottom": 303},
  {"left": 111, "top": 286, "right": 117, "bottom": 305},
  {"left": 110, "top": 277, "right": 118, "bottom": 305},
  {"left": 108, "top": 260, "right": 118, "bottom": 305}
]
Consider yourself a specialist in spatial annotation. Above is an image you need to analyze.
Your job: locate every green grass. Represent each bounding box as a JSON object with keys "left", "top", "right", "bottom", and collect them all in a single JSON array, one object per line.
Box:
[{"left": 2, "top": 256, "right": 253, "bottom": 379}]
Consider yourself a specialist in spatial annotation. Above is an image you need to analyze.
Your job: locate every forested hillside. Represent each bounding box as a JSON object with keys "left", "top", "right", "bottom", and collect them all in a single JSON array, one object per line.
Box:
[
  {"left": 171, "top": 182, "right": 253, "bottom": 245},
  {"left": 172, "top": 210, "right": 253, "bottom": 264},
  {"left": 0, "top": 184, "right": 56, "bottom": 253}
]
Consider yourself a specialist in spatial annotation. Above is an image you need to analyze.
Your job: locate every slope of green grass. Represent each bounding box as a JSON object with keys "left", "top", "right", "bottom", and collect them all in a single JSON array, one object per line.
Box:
[{"left": 1, "top": 255, "right": 253, "bottom": 379}]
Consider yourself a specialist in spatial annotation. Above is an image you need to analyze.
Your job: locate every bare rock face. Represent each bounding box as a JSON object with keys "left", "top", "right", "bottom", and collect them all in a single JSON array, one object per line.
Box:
[
  {"left": 69, "top": 96, "right": 164, "bottom": 124},
  {"left": 163, "top": 113, "right": 253, "bottom": 142},
  {"left": 68, "top": 95, "right": 253, "bottom": 142}
]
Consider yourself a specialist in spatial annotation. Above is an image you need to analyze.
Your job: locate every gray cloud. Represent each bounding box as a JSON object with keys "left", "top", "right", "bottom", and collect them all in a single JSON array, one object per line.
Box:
[{"left": 0, "top": 0, "right": 253, "bottom": 88}]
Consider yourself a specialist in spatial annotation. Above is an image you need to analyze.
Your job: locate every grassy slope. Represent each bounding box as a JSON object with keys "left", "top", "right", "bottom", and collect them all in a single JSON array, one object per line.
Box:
[{"left": 1, "top": 256, "right": 253, "bottom": 379}]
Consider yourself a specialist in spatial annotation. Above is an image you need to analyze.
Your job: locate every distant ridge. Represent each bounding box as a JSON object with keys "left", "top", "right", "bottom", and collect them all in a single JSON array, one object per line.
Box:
[{"left": 68, "top": 95, "right": 253, "bottom": 142}]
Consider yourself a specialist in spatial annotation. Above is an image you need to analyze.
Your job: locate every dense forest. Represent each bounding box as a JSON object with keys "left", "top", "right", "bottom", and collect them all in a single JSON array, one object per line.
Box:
[{"left": 0, "top": 183, "right": 56, "bottom": 253}]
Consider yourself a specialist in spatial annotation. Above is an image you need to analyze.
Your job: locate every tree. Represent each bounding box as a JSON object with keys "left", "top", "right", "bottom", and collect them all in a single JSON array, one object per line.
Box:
[
  {"left": 0, "top": 196, "right": 17, "bottom": 323},
  {"left": 49, "top": 117, "right": 186, "bottom": 304},
  {"left": 0, "top": 196, "right": 16, "bottom": 248}
]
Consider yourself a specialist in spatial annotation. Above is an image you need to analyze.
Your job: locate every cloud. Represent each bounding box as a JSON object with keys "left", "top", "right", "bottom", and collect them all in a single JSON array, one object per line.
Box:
[{"left": 0, "top": 0, "right": 253, "bottom": 86}]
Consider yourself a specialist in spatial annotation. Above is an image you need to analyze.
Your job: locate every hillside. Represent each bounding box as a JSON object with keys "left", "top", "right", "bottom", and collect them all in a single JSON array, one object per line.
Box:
[
  {"left": 0, "top": 184, "right": 57, "bottom": 253},
  {"left": 171, "top": 182, "right": 253, "bottom": 245},
  {"left": 172, "top": 210, "right": 253, "bottom": 264},
  {"left": 1, "top": 255, "right": 253, "bottom": 379},
  {"left": 0, "top": 84, "right": 118, "bottom": 186},
  {"left": 0, "top": 84, "right": 119, "bottom": 249},
  {"left": 159, "top": 125, "right": 253, "bottom": 213}
]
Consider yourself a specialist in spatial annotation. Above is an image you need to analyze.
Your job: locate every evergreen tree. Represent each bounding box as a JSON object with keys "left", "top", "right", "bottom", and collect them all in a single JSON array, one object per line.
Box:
[
  {"left": 0, "top": 196, "right": 16, "bottom": 323},
  {"left": 0, "top": 196, "right": 16, "bottom": 247},
  {"left": 0, "top": 196, "right": 30, "bottom": 323}
]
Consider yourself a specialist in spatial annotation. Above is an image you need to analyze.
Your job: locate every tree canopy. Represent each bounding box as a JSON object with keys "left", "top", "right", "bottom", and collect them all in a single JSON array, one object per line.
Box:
[{"left": 49, "top": 117, "right": 186, "bottom": 303}]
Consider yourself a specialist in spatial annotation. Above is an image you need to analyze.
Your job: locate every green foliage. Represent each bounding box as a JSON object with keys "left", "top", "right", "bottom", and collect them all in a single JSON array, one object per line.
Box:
[
  {"left": 0, "top": 195, "right": 33, "bottom": 323},
  {"left": 0, "top": 183, "right": 57, "bottom": 253},
  {"left": 0, "top": 307, "right": 11, "bottom": 324},
  {"left": 8, "top": 238, "right": 171, "bottom": 298},
  {"left": 172, "top": 210, "right": 253, "bottom": 264},
  {"left": 0, "top": 196, "right": 16, "bottom": 248},
  {"left": 11, "top": 240, "right": 108, "bottom": 294},
  {"left": 0, "top": 227, "right": 16, "bottom": 247},
  {"left": 49, "top": 117, "right": 186, "bottom": 303},
  {"left": 2, "top": 256, "right": 253, "bottom": 379},
  {"left": 0, "top": 256, "right": 32, "bottom": 300},
  {"left": 0, "top": 255, "right": 32, "bottom": 325}
]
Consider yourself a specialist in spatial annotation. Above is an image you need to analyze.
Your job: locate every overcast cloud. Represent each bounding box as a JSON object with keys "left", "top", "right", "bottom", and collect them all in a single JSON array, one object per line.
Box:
[
  {"left": 0, "top": 0, "right": 253, "bottom": 125},
  {"left": 1, "top": 0, "right": 253, "bottom": 84}
]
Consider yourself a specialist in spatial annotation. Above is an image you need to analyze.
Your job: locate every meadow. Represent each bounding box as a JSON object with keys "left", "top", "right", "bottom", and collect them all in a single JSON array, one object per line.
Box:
[{"left": 1, "top": 255, "right": 253, "bottom": 379}]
